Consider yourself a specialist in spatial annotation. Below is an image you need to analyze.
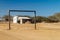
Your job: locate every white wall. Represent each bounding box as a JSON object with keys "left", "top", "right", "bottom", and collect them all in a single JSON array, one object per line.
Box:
[
  {"left": 13, "top": 16, "right": 31, "bottom": 24},
  {"left": 13, "top": 16, "right": 18, "bottom": 23}
]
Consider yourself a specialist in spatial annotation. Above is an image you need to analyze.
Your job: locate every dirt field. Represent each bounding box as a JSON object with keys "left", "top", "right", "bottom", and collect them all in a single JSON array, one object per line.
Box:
[{"left": 0, "top": 23, "right": 60, "bottom": 40}]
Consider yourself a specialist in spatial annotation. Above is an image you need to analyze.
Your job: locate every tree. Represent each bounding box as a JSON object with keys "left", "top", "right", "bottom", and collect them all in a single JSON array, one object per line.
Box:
[
  {"left": 53, "top": 13, "right": 60, "bottom": 21},
  {"left": 2, "top": 15, "right": 13, "bottom": 21},
  {"left": 48, "top": 13, "right": 60, "bottom": 22},
  {"left": 31, "top": 16, "right": 49, "bottom": 23},
  {"left": 48, "top": 16, "right": 59, "bottom": 22}
]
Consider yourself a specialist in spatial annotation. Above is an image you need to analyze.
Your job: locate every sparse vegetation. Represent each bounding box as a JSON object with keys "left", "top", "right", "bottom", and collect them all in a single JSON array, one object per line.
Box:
[{"left": 0, "top": 13, "right": 60, "bottom": 23}]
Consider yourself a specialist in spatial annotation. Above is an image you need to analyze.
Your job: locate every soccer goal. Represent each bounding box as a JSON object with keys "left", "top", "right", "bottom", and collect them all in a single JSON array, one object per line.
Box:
[{"left": 8, "top": 10, "right": 36, "bottom": 30}]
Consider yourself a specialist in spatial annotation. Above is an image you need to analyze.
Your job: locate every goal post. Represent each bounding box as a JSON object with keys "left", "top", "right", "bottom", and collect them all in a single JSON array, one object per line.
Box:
[{"left": 9, "top": 10, "right": 36, "bottom": 30}]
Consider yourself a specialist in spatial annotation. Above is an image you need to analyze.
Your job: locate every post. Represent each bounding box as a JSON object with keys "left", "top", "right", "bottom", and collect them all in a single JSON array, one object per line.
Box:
[
  {"left": 9, "top": 10, "right": 11, "bottom": 30},
  {"left": 20, "top": 19, "right": 23, "bottom": 24},
  {"left": 34, "top": 11, "right": 36, "bottom": 30}
]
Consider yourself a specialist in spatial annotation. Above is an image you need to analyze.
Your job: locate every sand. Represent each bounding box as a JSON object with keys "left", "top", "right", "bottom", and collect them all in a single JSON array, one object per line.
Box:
[
  {"left": 0, "top": 23, "right": 60, "bottom": 40},
  {"left": 0, "top": 31, "right": 21, "bottom": 40}
]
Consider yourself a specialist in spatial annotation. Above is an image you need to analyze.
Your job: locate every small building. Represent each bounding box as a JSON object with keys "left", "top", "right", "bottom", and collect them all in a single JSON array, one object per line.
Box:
[{"left": 13, "top": 16, "right": 31, "bottom": 24}]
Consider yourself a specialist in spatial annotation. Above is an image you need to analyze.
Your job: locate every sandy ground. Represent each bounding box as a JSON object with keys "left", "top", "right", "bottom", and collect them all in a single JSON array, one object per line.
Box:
[{"left": 0, "top": 23, "right": 60, "bottom": 40}]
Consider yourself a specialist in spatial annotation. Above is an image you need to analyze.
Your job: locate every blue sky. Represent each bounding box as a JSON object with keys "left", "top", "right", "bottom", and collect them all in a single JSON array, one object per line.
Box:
[{"left": 0, "top": 0, "right": 60, "bottom": 17}]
